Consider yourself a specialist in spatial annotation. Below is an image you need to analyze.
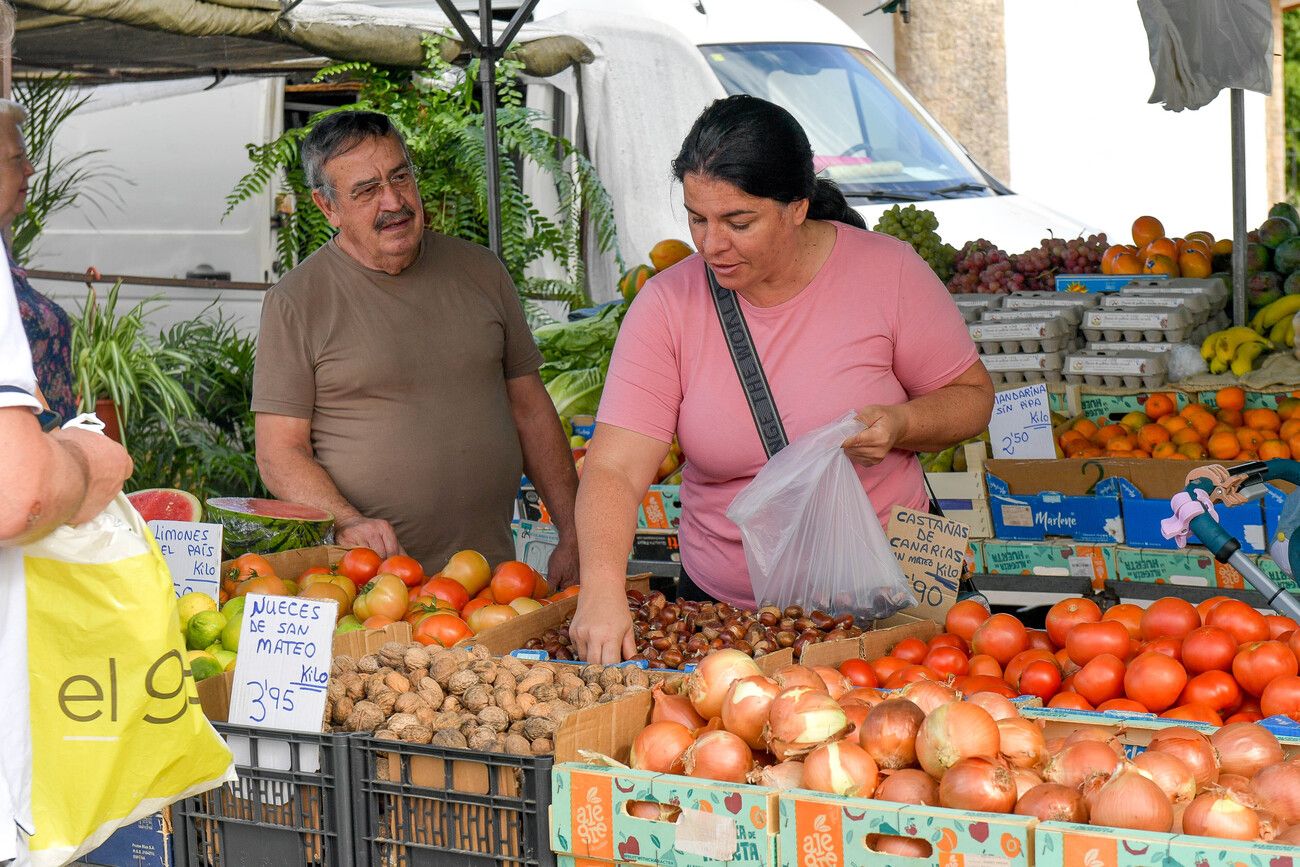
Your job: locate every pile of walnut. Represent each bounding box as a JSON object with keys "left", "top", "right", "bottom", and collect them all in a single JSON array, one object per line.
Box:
[{"left": 327, "top": 642, "right": 670, "bottom": 756}]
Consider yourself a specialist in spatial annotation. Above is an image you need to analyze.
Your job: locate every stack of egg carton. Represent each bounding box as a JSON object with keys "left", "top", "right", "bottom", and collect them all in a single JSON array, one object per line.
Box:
[{"left": 968, "top": 292, "right": 1096, "bottom": 385}]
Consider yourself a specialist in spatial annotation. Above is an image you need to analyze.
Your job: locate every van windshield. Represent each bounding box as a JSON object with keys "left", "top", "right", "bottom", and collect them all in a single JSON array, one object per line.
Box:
[{"left": 700, "top": 42, "right": 992, "bottom": 199}]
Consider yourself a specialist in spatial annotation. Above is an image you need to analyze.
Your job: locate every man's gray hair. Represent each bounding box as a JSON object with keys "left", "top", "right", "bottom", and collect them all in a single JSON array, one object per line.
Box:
[{"left": 302, "top": 111, "right": 411, "bottom": 202}]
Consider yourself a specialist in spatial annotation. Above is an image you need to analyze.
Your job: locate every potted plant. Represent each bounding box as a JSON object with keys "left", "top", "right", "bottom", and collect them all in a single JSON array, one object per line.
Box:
[{"left": 69, "top": 281, "right": 195, "bottom": 445}]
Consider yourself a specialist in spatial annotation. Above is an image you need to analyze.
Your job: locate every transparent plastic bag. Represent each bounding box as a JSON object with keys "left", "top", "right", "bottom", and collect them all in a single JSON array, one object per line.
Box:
[
  {"left": 727, "top": 411, "right": 914, "bottom": 621},
  {"left": 1138, "top": 0, "right": 1272, "bottom": 112}
]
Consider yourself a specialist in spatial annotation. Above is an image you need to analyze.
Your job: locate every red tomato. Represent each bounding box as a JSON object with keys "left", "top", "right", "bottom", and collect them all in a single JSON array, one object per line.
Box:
[
  {"left": 1179, "top": 670, "right": 1242, "bottom": 713},
  {"left": 420, "top": 576, "right": 470, "bottom": 612},
  {"left": 1260, "top": 674, "right": 1300, "bottom": 720},
  {"left": 1206, "top": 599, "right": 1270, "bottom": 645},
  {"left": 1196, "top": 595, "right": 1232, "bottom": 623},
  {"left": 967, "top": 654, "right": 1003, "bottom": 678},
  {"left": 490, "top": 561, "right": 541, "bottom": 603},
  {"left": 1160, "top": 704, "right": 1222, "bottom": 726},
  {"left": 1123, "top": 651, "right": 1188, "bottom": 712},
  {"left": 953, "top": 675, "right": 1017, "bottom": 698},
  {"left": 1004, "top": 649, "right": 1058, "bottom": 691},
  {"left": 352, "top": 573, "right": 409, "bottom": 622},
  {"left": 891, "top": 637, "right": 929, "bottom": 664},
  {"left": 1140, "top": 637, "right": 1182, "bottom": 662},
  {"left": 1140, "top": 597, "right": 1201, "bottom": 641},
  {"left": 1097, "top": 698, "right": 1148, "bottom": 713},
  {"left": 337, "top": 547, "right": 382, "bottom": 587},
  {"left": 1103, "top": 604, "right": 1144, "bottom": 639},
  {"left": 1237, "top": 696, "right": 1262, "bottom": 715},
  {"left": 1019, "top": 659, "right": 1062, "bottom": 701},
  {"left": 945, "top": 599, "right": 991, "bottom": 642},
  {"left": 1073, "top": 653, "right": 1126, "bottom": 706},
  {"left": 378, "top": 555, "right": 425, "bottom": 588},
  {"left": 971, "top": 613, "right": 1030, "bottom": 665},
  {"left": 1225, "top": 710, "right": 1264, "bottom": 724},
  {"left": 1265, "top": 615, "right": 1299, "bottom": 640},
  {"left": 1026, "top": 629, "right": 1055, "bottom": 651},
  {"left": 1055, "top": 647, "right": 1079, "bottom": 676},
  {"left": 1291, "top": 630, "right": 1300, "bottom": 667},
  {"left": 1045, "top": 597, "right": 1102, "bottom": 647},
  {"left": 923, "top": 645, "right": 969, "bottom": 678},
  {"left": 1179, "top": 626, "right": 1238, "bottom": 674},
  {"left": 1049, "top": 692, "right": 1094, "bottom": 710},
  {"left": 298, "top": 565, "right": 333, "bottom": 580},
  {"left": 1232, "top": 640, "right": 1299, "bottom": 697},
  {"left": 229, "top": 552, "right": 276, "bottom": 583},
  {"left": 838, "top": 658, "right": 878, "bottom": 688},
  {"left": 466, "top": 603, "right": 518, "bottom": 634},
  {"left": 413, "top": 613, "right": 473, "bottom": 647},
  {"left": 928, "top": 633, "right": 969, "bottom": 654},
  {"left": 883, "top": 664, "right": 939, "bottom": 689},
  {"left": 362, "top": 614, "right": 395, "bottom": 629},
  {"left": 1066, "top": 620, "right": 1131, "bottom": 666},
  {"left": 461, "top": 597, "right": 492, "bottom": 619},
  {"left": 871, "top": 656, "right": 908, "bottom": 684}
]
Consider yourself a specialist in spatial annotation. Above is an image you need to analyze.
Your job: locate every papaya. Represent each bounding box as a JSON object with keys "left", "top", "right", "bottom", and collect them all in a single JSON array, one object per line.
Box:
[
  {"left": 649, "top": 239, "right": 694, "bottom": 272},
  {"left": 619, "top": 264, "right": 656, "bottom": 302}
]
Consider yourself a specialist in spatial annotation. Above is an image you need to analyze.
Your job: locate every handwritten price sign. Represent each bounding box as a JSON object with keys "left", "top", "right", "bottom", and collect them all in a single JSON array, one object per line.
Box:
[
  {"left": 149, "top": 520, "right": 222, "bottom": 601},
  {"left": 989, "top": 383, "right": 1055, "bottom": 459},
  {"left": 228, "top": 594, "right": 336, "bottom": 732},
  {"left": 887, "top": 507, "right": 970, "bottom": 624}
]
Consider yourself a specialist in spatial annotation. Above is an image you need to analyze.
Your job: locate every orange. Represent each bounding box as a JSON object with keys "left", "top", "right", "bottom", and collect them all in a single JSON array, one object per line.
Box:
[
  {"left": 1144, "top": 254, "right": 1180, "bottom": 277},
  {"left": 1181, "top": 402, "right": 1213, "bottom": 419},
  {"left": 1178, "top": 250, "right": 1212, "bottom": 279},
  {"left": 1237, "top": 428, "right": 1265, "bottom": 451},
  {"left": 1239, "top": 450, "right": 1259, "bottom": 461},
  {"left": 1260, "top": 440, "right": 1292, "bottom": 460},
  {"left": 1278, "top": 397, "right": 1300, "bottom": 421},
  {"left": 1161, "top": 416, "right": 1190, "bottom": 435},
  {"left": 1178, "top": 442, "right": 1208, "bottom": 460},
  {"left": 1075, "top": 447, "right": 1105, "bottom": 458},
  {"left": 1144, "top": 393, "right": 1177, "bottom": 419},
  {"left": 1133, "top": 215, "right": 1165, "bottom": 249},
  {"left": 1144, "top": 237, "right": 1178, "bottom": 260},
  {"left": 1244, "top": 408, "right": 1281, "bottom": 432},
  {"left": 1217, "top": 408, "right": 1244, "bottom": 427},
  {"left": 1071, "top": 418, "right": 1099, "bottom": 440},
  {"left": 1188, "top": 413, "right": 1217, "bottom": 439},
  {"left": 1059, "top": 430, "right": 1089, "bottom": 455},
  {"left": 1280, "top": 418, "right": 1300, "bottom": 441},
  {"left": 1152, "top": 442, "right": 1179, "bottom": 460},
  {"left": 1172, "top": 428, "right": 1204, "bottom": 446},
  {"left": 1106, "top": 436, "right": 1136, "bottom": 452},
  {"left": 1217, "top": 386, "right": 1246, "bottom": 412},
  {"left": 1212, "top": 423, "right": 1236, "bottom": 435},
  {"left": 1100, "top": 245, "right": 1124, "bottom": 275},
  {"left": 1112, "top": 252, "right": 1143, "bottom": 275},
  {"left": 1207, "top": 431, "right": 1241, "bottom": 460},
  {"left": 1187, "top": 230, "right": 1215, "bottom": 247},
  {"left": 1288, "top": 435, "right": 1300, "bottom": 460},
  {"left": 1095, "top": 423, "right": 1129, "bottom": 445},
  {"left": 1137, "top": 424, "right": 1170, "bottom": 449},
  {"left": 1212, "top": 238, "right": 1233, "bottom": 257}
]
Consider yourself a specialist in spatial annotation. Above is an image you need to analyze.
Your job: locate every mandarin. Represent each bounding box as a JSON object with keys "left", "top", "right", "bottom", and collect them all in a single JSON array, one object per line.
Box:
[
  {"left": 1095, "top": 423, "right": 1129, "bottom": 444},
  {"left": 1178, "top": 442, "right": 1208, "bottom": 460},
  {"left": 1133, "top": 216, "right": 1165, "bottom": 249},
  {"left": 1237, "top": 428, "right": 1265, "bottom": 451},
  {"left": 1260, "top": 440, "right": 1292, "bottom": 460},
  {"left": 1207, "top": 431, "right": 1241, "bottom": 460},
  {"left": 1181, "top": 403, "right": 1212, "bottom": 418},
  {"left": 1143, "top": 254, "right": 1180, "bottom": 277},
  {"left": 1278, "top": 397, "right": 1300, "bottom": 421},
  {"left": 1172, "top": 428, "right": 1203, "bottom": 446},
  {"left": 1137, "top": 424, "right": 1170, "bottom": 449},
  {"left": 1152, "top": 442, "right": 1179, "bottom": 459},
  {"left": 1188, "top": 413, "right": 1218, "bottom": 439},
  {"left": 1280, "top": 418, "right": 1300, "bottom": 441},
  {"left": 1217, "top": 408, "right": 1244, "bottom": 427},
  {"left": 1144, "top": 393, "right": 1177, "bottom": 419},
  {"left": 1244, "top": 408, "right": 1282, "bottom": 432},
  {"left": 1216, "top": 386, "right": 1246, "bottom": 411},
  {"left": 1071, "top": 418, "right": 1099, "bottom": 439},
  {"left": 1288, "top": 435, "right": 1300, "bottom": 460},
  {"left": 1144, "top": 237, "right": 1178, "bottom": 259}
]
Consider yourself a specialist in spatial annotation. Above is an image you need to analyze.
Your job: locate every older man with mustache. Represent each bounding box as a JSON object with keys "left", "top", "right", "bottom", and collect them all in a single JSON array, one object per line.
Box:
[{"left": 253, "top": 111, "right": 579, "bottom": 585}]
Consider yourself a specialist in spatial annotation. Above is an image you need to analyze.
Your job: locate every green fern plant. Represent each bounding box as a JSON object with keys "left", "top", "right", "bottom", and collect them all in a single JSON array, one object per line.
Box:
[{"left": 227, "top": 38, "right": 621, "bottom": 305}]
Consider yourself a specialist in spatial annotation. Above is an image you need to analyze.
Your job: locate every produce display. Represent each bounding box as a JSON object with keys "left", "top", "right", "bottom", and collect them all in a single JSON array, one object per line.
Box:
[
  {"left": 205, "top": 496, "right": 335, "bottom": 556},
  {"left": 126, "top": 487, "right": 202, "bottom": 522},
  {"left": 521, "top": 589, "right": 866, "bottom": 666},
  {"left": 1100, "top": 215, "right": 1219, "bottom": 280},
  {"left": 947, "top": 234, "right": 1109, "bottom": 294}
]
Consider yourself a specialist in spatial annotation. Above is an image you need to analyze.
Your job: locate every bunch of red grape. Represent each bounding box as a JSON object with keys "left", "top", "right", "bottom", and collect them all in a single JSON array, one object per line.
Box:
[{"left": 947, "top": 239, "right": 1022, "bottom": 294}]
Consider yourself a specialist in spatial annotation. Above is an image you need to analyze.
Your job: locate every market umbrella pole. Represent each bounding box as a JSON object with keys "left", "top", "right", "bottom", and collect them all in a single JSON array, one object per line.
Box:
[{"left": 1231, "top": 87, "right": 1247, "bottom": 327}]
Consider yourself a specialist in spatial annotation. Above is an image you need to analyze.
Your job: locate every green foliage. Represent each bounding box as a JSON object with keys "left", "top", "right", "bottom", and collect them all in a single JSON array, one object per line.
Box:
[
  {"left": 124, "top": 310, "right": 267, "bottom": 501},
  {"left": 11, "top": 75, "right": 125, "bottom": 265},
  {"left": 228, "top": 38, "right": 621, "bottom": 306},
  {"left": 1288, "top": 11, "right": 1300, "bottom": 204}
]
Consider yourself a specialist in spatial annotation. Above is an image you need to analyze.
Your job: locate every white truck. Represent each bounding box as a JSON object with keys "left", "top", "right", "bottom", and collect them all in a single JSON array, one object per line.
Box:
[{"left": 29, "top": 0, "right": 1092, "bottom": 325}]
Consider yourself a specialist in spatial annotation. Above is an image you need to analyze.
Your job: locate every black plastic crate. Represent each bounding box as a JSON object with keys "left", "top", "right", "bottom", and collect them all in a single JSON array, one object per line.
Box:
[
  {"left": 351, "top": 735, "right": 554, "bottom": 867},
  {"left": 173, "top": 724, "right": 352, "bottom": 867}
]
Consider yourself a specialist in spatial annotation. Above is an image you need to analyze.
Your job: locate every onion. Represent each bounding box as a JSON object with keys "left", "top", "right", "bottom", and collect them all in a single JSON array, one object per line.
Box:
[
  {"left": 867, "top": 834, "right": 932, "bottom": 857},
  {"left": 651, "top": 684, "right": 706, "bottom": 730},
  {"left": 1088, "top": 763, "right": 1174, "bottom": 832},
  {"left": 626, "top": 800, "right": 661, "bottom": 820},
  {"left": 1015, "top": 783, "right": 1088, "bottom": 823},
  {"left": 1216, "top": 773, "right": 1252, "bottom": 798},
  {"left": 1250, "top": 761, "right": 1300, "bottom": 825},
  {"left": 1063, "top": 727, "right": 1124, "bottom": 757},
  {"left": 810, "top": 666, "right": 851, "bottom": 700},
  {"left": 1148, "top": 727, "right": 1219, "bottom": 792},
  {"left": 1012, "top": 768, "right": 1043, "bottom": 800},
  {"left": 840, "top": 687, "right": 886, "bottom": 709},
  {"left": 1182, "top": 791, "right": 1261, "bottom": 841},
  {"left": 720, "top": 675, "right": 779, "bottom": 750},
  {"left": 765, "top": 686, "right": 850, "bottom": 761},
  {"left": 750, "top": 760, "right": 804, "bottom": 790},
  {"left": 899, "top": 680, "right": 959, "bottom": 715},
  {"left": 915, "top": 702, "right": 1000, "bottom": 779},
  {"left": 859, "top": 699, "right": 925, "bottom": 770},
  {"left": 772, "top": 663, "right": 826, "bottom": 692},
  {"left": 803, "top": 740, "right": 880, "bottom": 797},
  {"left": 874, "top": 768, "right": 940, "bottom": 805},
  {"left": 1275, "top": 824, "right": 1300, "bottom": 845},
  {"left": 1211, "top": 722, "right": 1283, "bottom": 778},
  {"left": 997, "top": 717, "right": 1048, "bottom": 770},
  {"left": 682, "top": 730, "right": 753, "bottom": 783},
  {"left": 939, "top": 756, "right": 1017, "bottom": 813},
  {"left": 842, "top": 703, "right": 870, "bottom": 741},
  {"left": 965, "top": 691, "right": 1019, "bottom": 721},
  {"left": 1044, "top": 741, "right": 1122, "bottom": 790},
  {"left": 1133, "top": 750, "right": 1195, "bottom": 804},
  {"left": 687, "top": 650, "right": 762, "bottom": 719},
  {"left": 630, "top": 721, "right": 694, "bottom": 774}
]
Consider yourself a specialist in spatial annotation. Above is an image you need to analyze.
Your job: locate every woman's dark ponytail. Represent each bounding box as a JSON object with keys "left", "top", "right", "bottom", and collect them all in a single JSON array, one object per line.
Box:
[{"left": 809, "top": 178, "right": 865, "bottom": 229}]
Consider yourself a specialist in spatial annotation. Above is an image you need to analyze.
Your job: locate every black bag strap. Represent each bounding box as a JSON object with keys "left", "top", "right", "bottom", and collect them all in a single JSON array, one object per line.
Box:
[{"left": 706, "top": 266, "right": 789, "bottom": 458}]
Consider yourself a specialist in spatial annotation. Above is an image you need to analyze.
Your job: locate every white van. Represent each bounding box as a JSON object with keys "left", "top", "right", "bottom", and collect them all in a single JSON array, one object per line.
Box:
[{"left": 29, "top": 0, "right": 1092, "bottom": 318}]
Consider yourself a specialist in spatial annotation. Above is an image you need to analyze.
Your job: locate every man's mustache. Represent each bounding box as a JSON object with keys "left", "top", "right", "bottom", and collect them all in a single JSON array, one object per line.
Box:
[{"left": 375, "top": 205, "right": 415, "bottom": 230}]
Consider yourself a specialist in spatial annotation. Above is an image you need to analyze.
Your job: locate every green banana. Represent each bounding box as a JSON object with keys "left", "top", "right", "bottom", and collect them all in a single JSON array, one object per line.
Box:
[
  {"left": 1232, "top": 341, "right": 1266, "bottom": 377},
  {"left": 1260, "top": 295, "right": 1300, "bottom": 328}
]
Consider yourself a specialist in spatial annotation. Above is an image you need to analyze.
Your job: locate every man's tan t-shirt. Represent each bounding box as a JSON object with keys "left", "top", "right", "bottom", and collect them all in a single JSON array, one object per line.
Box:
[{"left": 252, "top": 231, "right": 543, "bottom": 572}]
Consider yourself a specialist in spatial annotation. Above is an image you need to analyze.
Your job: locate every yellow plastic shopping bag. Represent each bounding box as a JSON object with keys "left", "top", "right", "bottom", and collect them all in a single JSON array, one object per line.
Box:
[{"left": 22, "top": 493, "right": 235, "bottom": 866}]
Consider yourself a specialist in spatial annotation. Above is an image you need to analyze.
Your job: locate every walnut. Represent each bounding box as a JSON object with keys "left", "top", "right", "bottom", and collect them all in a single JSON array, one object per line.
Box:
[
  {"left": 494, "top": 688, "right": 524, "bottom": 721},
  {"left": 495, "top": 733, "right": 508, "bottom": 752},
  {"left": 623, "top": 668, "right": 650, "bottom": 689},
  {"left": 345, "top": 701, "right": 385, "bottom": 733},
  {"left": 556, "top": 672, "right": 584, "bottom": 693},
  {"left": 517, "top": 693, "right": 537, "bottom": 715},
  {"left": 326, "top": 680, "right": 346, "bottom": 702},
  {"left": 428, "top": 711, "right": 463, "bottom": 731},
  {"left": 599, "top": 668, "right": 624, "bottom": 689},
  {"left": 430, "top": 653, "right": 461, "bottom": 685},
  {"left": 500, "top": 656, "right": 529, "bottom": 679},
  {"left": 384, "top": 672, "right": 412, "bottom": 694},
  {"left": 431, "top": 729, "right": 468, "bottom": 749},
  {"left": 531, "top": 684, "right": 559, "bottom": 703},
  {"left": 460, "top": 717, "right": 479, "bottom": 735},
  {"left": 418, "top": 682, "right": 446, "bottom": 711},
  {"left": 467, "top": 726, "right": 497, "bottom": 752},
  {"left": 399, "top": 724, "right": 433, "bottom": 744},
  {"left": 404, "top": 645, "right": 432, "bottom": 672},
  {"left": 624, "top": 684, "right": 648, "bottom": 694},
  {"left": 447, "top": 670, "right": 479, "bottom": 696},
  {"left": 332, "top": 654, "right": 358, "bottom": 675},
  {"left": 603, "top": 684, "right": 626, "bottom": 698},
  {"left": 561, "top": 685, "right": 595, "bottom": 707},
  {"left": 531, "top": 738, "right": 553, "bottom": 755},
  {"left": 378, "top": 642, "right": 408, "bottom": 669},
  {"left": 522, "top": 716, "right": 558, "bottom": 740},
  {"left": 508, "top": 720, "right": 527, "bottom": 736},
  {"left": 394, "top": 693, "right": 426, "bottom": 715},
  {"left": 462, "top": 684, "right": 493, "bottom": 714},
  {"left": 365, "top": 673, "right": 390, "bottom": 700},
  {"left": 332, "top": 696, "right": 355, "bottom": 724},
  {"left": 373, "top": 691, "right": 397, "bottom": 717},
  {"left": 517, "top": 668, "right": 554, "bottom": 693},
  {"left": 469, "top": 644, "right": 490, "bottom": 661},
  {"left": 441, "top": 696, "right": 462, "bottom": 714},
  {"left": 386, "top": 712, "right": 421, "bottom": 734},
  {"left": 415, "top": 706, "right": 437, "bottom": 727},
  {"left": 357, "top": 655, "right": 381, "bottom": 674},
  {"left": 375, "top": 729, "right": 400, "bottom": 741},
  {"left": 581, "top": 664, "right": 605, "bottom": 684},
  {"left": 494, "top": 671, "right": 518, "bottom": 692},
  {"left": 477, "top": 706, "right": 510, "bottom": 733},
  {"left": 343, "top": 674, "right": 366, "bottom": 701},
  {"left": 408, "top": 667, "right": 429, "bottom": 686},
  {"left": 472, "top": 660, "right": 498, "bottom": 685},
  {"left": 526, "top": 700, "right": 576, "bottom": 722}
]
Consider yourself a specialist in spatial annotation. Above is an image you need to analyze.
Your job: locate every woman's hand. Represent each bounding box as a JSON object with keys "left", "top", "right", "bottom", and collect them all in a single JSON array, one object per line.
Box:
[
  {"left": 569, "top": 580, "right": 636, "bottom": 664},
  {"left": 842, "top": 404, "right": 910, "bottom": 467}
]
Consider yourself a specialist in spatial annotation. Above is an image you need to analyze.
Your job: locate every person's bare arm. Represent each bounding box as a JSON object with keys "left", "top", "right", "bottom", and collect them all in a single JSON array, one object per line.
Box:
[
  {"left": 842, "top": 360, "right": 994, "bottom": 466},
  {"left": 0, "top": 407, "right": 133, "bottom": 545},
  {"left": 506, "top": 372, "right": 580, "bottom": 587},
  {"left": 568, "top": 423, "right": 671, "bottom": 663},
  {"left": 255, "top": 412, "right": 403, "bottom": 556}
]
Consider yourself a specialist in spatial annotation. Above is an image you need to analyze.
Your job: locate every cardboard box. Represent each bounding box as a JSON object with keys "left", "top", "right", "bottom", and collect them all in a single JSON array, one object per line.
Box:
[
  {"left": 796, "top": 615, "right": 939, "bottom": 668},
  {"left": 975, "top": 539, "right": 1118, "bottom": 590},
  {"left": 1106, "top": 459, "right": 1268, "bottom": 552},
  {"left": 925, "top": 442, "right": 993, "bottom": 538},
  {"left": 83, "top": 810, "right": 172, "bottom": 867},
  {"left": 985, "top": 459, "right": 1124, "bottom": 543},
  {"left": 1193, "top": 388, "right": 1300, "bottom": 410},
  {"left": 1114, "top": 545, "right": 1247, "bottom": 589},
  {"left": 1055, "top": 274, "right": 1167, "bottom": 293},
  {"left": 1252, "top": 552, "right": 1300, "bottom": 592}
]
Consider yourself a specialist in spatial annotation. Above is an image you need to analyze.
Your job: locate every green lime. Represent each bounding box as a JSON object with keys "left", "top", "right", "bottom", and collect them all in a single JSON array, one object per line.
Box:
[
  {"left": 186, "top": 610, "right": 227, "bottom": 651},
  {"left": 334, "top": 615, "right": 364, "bottom": 635},
  {"left": 187, "top": 650, "right": 222, "bottom": 682},
  {"left": 221, "top": 614, "right": 243, "bottom": 652},
  {"left": 221, "top": 596, "right": 247, "bottom": 621},
  {"left": 212, "top": 649, "right": 237, "bottom": 672}
]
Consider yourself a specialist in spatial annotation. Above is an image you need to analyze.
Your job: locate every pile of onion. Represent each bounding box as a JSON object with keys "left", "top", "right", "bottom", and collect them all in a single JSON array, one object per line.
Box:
[
  {"left": 686, "top": 650, "right": 762, "bottom": 719},
  {"left": 915, "top": 702, "right": 1000, "bottom": 778},
  {"left": 765, "top": 686, "right": 849, "bottom": 761}
]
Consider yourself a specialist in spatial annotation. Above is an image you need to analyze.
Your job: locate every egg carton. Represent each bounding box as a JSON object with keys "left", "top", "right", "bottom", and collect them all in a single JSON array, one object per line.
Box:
[
  {"left": 981, "top": 306, "right": 1084, "bottom": 328},
  {"left": 953, "top": 295, "right": 1003, "bottom": 323},
  {"left": 969, "top": 318, "right": 1072, "bottom": 354},
  {"left": 1100, "top": 292, "right": 1210, "bottom": 326},
  {"left": 1080, "top": 307, "right": 1192, "bottom": 343},
  {"left": 1064, "top": 349, "right": 1169, "bottom": 389},
  {"left": 981, "top": 351, "right": 1065, "bottom": 384},
  {"left": 1001, "top": 291, "right": 1101, "bottom": 311},
  {"left": 1120, "top": 277, "right": 1229, "bottom": 310},
  {"left": 1085, "top": 341, "right": 1176, "bottom": 354}
]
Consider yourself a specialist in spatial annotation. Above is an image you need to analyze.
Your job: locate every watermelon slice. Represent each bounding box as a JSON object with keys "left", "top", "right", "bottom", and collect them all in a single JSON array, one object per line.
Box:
[
  {"left": 205, "top": 497, "right": 334, "bottom": 557},
  {"left": 127, "top": 488, "right": 202, "bottom": 522}
]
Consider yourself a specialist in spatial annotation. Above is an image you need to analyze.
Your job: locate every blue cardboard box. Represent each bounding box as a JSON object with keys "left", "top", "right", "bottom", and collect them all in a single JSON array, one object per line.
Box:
[
  {"left": 985, "top": 460, "right": 1124, "bottom": 543},
  {"left": 1116, "top": 477, "right": 1267, "bottom": 553},
  {"left": 1055, "top": 273, "right": 1169, "bottom": 293},
  {"left": 83, "top": 811, "right": 171, "bottom": 867},
  {"left": 1262, "top": 481, "right": 1294, "bottom": 552}
]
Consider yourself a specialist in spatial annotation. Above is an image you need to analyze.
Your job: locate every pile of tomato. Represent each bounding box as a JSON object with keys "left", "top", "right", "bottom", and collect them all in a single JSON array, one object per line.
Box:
[{"left": 843, "top": 596, "right": 1300, "bottom": 725}]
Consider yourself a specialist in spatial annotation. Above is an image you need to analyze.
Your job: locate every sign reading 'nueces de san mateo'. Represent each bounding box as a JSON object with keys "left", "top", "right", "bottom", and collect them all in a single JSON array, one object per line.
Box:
[{"left": 227, "top": 593, "right": 337, "bottom": 732}]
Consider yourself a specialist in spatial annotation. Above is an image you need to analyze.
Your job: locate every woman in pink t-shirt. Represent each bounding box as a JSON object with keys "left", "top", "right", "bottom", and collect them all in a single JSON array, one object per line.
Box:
[{"left": 570, "top": 96, "right": 993, "bottom": 664}]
